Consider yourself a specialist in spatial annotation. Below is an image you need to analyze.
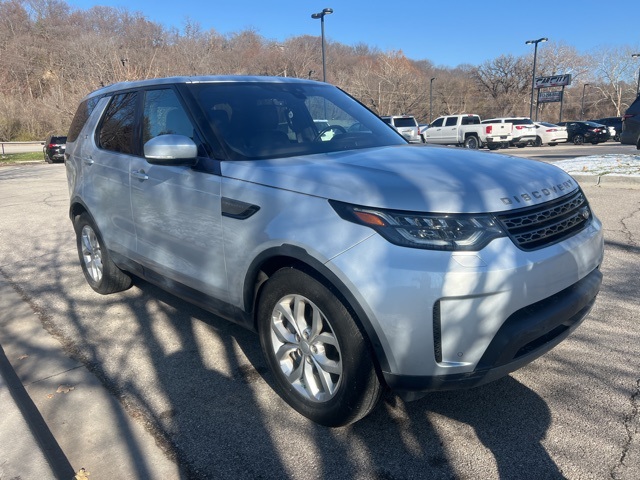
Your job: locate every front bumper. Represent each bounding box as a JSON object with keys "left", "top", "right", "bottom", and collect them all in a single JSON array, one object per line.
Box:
[
  {"left": 383, "top": 267, "right": 601, "bottom": 395},
  {"left": 327, "top": 213, "right": 603, "bottom": 392}
]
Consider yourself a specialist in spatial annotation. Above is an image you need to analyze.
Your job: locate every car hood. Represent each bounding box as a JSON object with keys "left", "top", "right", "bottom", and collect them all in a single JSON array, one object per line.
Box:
[{"left": 220, "top": 145, "right": 578, "bottom": 213}]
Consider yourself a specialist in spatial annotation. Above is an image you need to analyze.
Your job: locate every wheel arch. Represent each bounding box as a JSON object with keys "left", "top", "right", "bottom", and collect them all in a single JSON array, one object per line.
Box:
[
  {"left": 244, "top": 245, "right": 391, "bottom": 375},
  {"left": 69, "top": 197, "right": 90, "bottom": 223}
]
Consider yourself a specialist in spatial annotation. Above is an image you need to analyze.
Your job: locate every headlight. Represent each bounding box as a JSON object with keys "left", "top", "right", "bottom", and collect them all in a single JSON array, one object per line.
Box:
[{"left": 331, "top": 201, "right": 505, "bottom": 251}]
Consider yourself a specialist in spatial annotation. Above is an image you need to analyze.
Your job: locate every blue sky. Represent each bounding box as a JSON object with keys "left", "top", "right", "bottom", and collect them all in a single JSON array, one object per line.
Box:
[{"left": 65, "top": 0, "right": 640, "bottom": 67}]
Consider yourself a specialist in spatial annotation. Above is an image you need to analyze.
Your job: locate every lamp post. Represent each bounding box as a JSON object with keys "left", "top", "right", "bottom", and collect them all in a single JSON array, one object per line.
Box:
[
  {"left": 633, "top": 53, "right": 640, "bottom": 97},
  {"left": 581, "top": 84, "right": 590, "bottom": 119},
  {"left": 526, "top": 37, "right": 548, "bottom": 120},
  {"left": 429, "top": 77, "right": 436, "bottom": 123},
  {"left": 311, "top": 8, "right": 333, "bottom": 83}
]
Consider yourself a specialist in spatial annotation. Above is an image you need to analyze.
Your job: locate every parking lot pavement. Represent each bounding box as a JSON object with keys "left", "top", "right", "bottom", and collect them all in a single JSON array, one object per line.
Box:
[{"left": 0, "top": 164, "right": 638, "bottom": 479}]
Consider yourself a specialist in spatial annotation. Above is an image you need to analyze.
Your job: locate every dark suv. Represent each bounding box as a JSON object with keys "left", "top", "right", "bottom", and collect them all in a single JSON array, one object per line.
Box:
[
  {"left": 43, "top": 135, "right": 67, "bottom": 163},
  {"left": 621, "top": 96, "right": 640, "bottom": 147}
]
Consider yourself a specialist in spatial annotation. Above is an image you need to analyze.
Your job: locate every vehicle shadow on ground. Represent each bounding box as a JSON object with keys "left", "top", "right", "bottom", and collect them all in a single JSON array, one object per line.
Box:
[{"left": 122, "top": 277, "right": 563, "bottom": 479}]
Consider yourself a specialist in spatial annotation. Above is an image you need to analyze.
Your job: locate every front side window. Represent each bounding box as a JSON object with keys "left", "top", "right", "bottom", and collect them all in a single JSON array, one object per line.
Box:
[
  {"left": 142, "top": 89, "right": 195, "bottom": 143},
  {"left": 98, "top": 92, "right": 137, "bottom": 154},
  {"left": 430, "top": 118, "right": 444, "bottom": 127}
]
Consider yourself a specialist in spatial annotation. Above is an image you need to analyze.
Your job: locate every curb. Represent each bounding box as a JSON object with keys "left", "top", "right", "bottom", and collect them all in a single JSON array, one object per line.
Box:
[{"left": 570, "top": 174, "right": 640, "bottom": 186}]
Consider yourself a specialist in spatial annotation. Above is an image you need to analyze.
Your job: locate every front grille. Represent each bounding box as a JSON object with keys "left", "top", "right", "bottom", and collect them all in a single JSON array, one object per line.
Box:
[{"left": 496, "top": 190, "right": 592, "bottom": 251}]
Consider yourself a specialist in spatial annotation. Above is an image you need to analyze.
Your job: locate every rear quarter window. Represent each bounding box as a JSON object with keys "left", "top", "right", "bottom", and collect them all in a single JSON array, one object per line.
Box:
[{"left": 67, "top": 97, "right": 100, "bottom": 143}]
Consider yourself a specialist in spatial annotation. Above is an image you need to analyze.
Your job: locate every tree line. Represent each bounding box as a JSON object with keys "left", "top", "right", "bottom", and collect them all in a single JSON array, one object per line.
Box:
[{"left": 1, "top": 0, "right": 639, "bottom": 141}]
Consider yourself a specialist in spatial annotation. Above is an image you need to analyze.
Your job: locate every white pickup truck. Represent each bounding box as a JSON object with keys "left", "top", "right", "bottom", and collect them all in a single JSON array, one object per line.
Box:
[{"left": 424, "top": 114, "right": 512, "bottom": 150}]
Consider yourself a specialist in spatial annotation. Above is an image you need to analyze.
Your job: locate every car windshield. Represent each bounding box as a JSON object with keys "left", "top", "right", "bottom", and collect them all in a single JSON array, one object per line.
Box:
[
  {"left": 189, "top": 82, "right": 405, "bottom": 160},
  {"left": 508, "top": 119, "right": 533, "bottom": 125}
]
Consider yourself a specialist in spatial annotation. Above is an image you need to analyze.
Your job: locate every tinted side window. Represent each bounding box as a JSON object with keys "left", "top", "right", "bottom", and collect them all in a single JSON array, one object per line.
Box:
[
  {"left": 67, "top": 97, "right": 100, "bottom": 142},
  {"left": 431, "top": 118, "right": 444, "bottom": 127},
  {"left": 445, "top": 117, "right": 458, "bottom": 127},
  {"left": 98, "top": 92, "right": 137, "bottom": 154}
]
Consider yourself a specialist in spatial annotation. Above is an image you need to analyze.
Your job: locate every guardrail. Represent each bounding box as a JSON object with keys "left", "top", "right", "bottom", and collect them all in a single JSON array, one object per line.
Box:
[{"left": 0, "top": 141, "right": 45, "bottom": 155}]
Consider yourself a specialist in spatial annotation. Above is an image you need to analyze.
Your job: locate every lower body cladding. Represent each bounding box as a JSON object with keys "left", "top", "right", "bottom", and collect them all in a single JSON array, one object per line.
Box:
[{"left": 327, "top": 219, "right": 604, "bottom": 400}]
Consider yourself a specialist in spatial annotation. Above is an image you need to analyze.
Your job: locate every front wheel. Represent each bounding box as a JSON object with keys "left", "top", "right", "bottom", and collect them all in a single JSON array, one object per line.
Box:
[
  {"left": 74, "top": 213, "right": 132, "bottom": 294},
  {"left": 533, "top": 136, "right": 542, "bottom": 147},
  {"left": 573, "top": 134, "right": 584, "bottom": 145},
  {"left": 258, "top": 268, "right": 382, "bottom": 427},
  {"left": 463, "top": 136, "right": 479, "bottom": 149}
]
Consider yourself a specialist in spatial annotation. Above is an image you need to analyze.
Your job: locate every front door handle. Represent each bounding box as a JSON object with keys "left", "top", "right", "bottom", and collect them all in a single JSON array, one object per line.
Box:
[{"left": 131, "top": 170, "right": 149, "bottom": 181}]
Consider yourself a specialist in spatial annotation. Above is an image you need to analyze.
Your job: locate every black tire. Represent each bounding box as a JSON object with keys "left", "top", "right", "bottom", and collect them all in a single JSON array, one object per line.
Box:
[
  {"left": 257, "top": 268, "right": 382, "bottom": 427},
  {"left": 74, "top": 212, "right": 132, "bottom": 295},
  {"left": 487, "top": 143, "right": 500, "bottom": 151},
  {"left": 516, "top": 143, "right": 526, "bottom": 148},
  {"left": 533, "top": 136, "right": 542, "bottom": 147},
  {"left": 549, "top": 143, "right": 557, "bottom": 146},
  {"left": 463, "top": 135, "right": 479, "bottom": 149},
  {"left": 573, "top": 134, "right": 584, "bottom": 145}
]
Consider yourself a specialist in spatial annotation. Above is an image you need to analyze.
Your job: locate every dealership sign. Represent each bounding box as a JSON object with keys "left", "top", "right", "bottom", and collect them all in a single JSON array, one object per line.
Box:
[
  {"left": 535, "top": 74, "right": 572, "bottom": 89},
  {"left": 538, "top": 90, "right": 563, "bottom": 103}
]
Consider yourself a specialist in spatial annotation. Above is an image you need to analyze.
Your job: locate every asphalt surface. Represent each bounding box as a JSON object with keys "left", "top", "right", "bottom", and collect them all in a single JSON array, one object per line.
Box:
[{"left": 0, "top": 157, "right": 639, "bottom": 479}]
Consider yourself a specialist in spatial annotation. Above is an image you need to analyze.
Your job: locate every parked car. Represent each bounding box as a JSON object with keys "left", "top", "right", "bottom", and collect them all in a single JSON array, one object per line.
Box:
[
  {"left": 589, "top": 117, "right": 622, "bottom": 142},
  {"left": 65, "top": 76, "right": 603, "bottom": 427},
  {"left": 557, "top": 121, "right": 610, "bottom": 145},
  {"left": 381, "top": 115, "right": 421, "bottom": 143},
  {"left": 481, "top": 117, "right": 537, "bottom": 147},
  {"left": 423, "top": 114, "right": 512, "bottom": 150},
  {"left": 620, "top": 96, "right": 640, "bottom": 147},
  {"left": 43, "top": 135, "right": 67, "bottom": 163},
  {"left": 532, "top": 122, "right": 568, "bottom": 146}
]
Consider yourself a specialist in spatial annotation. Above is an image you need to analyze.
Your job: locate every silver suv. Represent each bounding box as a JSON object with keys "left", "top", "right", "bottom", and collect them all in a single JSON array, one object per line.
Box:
[
  {"left": 381, "top": 115, "right": 421, "bottom": 143},
  {"left": 66, "top": 76, "right": 604, "bottom": 426}
]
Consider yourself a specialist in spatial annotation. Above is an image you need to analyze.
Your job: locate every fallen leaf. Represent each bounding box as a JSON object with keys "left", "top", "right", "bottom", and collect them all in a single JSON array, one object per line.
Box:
[
  {"left": 75, "top": 467, "right": 90, "bottom": 479},
  {"left": 56, "top": 385, "right": 75, "bottom": 394}
]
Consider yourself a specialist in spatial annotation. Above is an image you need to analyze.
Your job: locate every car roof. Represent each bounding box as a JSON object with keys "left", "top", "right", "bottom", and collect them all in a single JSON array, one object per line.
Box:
[{"left": 84, "top": 75, "right": 325, "bottom": 99}]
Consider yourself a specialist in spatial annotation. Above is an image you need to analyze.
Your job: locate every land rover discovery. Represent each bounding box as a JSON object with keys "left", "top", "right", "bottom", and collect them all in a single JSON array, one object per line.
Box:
[{"left": 65, "top": 76, "right": 604, "bottom": 426}]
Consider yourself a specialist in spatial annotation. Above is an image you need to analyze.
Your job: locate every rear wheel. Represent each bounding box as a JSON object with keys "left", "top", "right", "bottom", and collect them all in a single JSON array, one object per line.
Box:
[
  {"left": 258, "top": 268, "right": 382, "bottom": 427},
  {"left": 573, "top": 134, "right": 584, "bottom": 145},
  {"left": 463, "top": 136, "right": 479, "bottom": 149},
  {"left": 74, "top": 213, "right": 132, "bottom": 294}
]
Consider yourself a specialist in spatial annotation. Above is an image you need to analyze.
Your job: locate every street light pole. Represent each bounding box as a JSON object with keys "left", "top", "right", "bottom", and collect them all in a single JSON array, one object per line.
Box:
[
  {"left": 526, "top": 37, "right": 548, "bottom": 120},
  {"left": 311, "top": 8, "right": 333, "bottom": 83},
  {"left": 429, "top": 77, "right": 436, "bottom": 123},
  {"left": 581, "top": 84, "right": 590, "bottom": 119},
  {"left": 633, "top": 53, "right": 640, "bottom": 97}
]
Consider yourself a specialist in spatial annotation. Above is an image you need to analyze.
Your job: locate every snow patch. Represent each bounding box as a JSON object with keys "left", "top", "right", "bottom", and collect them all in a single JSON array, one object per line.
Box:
[{"left": 553, "top": 154, "right": 640, "bottom": 176}]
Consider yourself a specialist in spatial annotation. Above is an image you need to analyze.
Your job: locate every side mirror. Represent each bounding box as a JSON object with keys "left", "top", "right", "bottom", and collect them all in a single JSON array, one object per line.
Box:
[{"left": 144, "top": 134, "right": 198, "bottom": 166}]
